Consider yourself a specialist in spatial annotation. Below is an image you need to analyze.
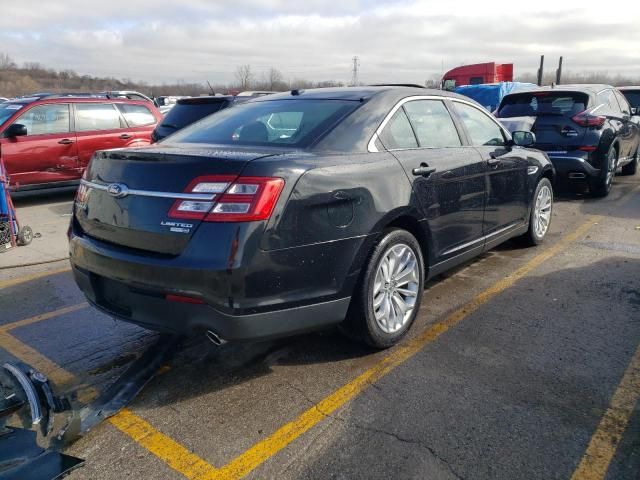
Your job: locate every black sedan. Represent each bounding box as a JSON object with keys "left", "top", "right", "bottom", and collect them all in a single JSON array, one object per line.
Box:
[{"left": 69, "top": 86, "right": 554, "bottom": 348}]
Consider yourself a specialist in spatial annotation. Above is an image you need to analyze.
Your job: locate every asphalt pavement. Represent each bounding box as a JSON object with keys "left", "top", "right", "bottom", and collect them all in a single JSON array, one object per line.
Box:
[{"left": 0, "top": 177, "right": 638, "bottom": 480}]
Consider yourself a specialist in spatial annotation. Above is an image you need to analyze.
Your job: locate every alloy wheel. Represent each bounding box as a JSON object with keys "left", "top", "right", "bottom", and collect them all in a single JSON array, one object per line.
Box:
[
  {"left": 372, "top": 244, "right": 419, "bottom": 334},
  {"left": 533, "top": 184, "right": 552, "bottom": 238}
]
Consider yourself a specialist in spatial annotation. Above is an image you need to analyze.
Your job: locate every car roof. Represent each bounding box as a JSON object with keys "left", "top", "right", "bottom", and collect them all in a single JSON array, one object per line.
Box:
[
  {"left": 249, "top": 86, "right": 473, "bottom": 104},
  {"left": 3, "top": 95, "right": 154, "bottom": 106},
  {"left": 504, "top": 84, "right": 613, "bottom": 95},
  {"left": 176, "top": 96, "right": 235, "bottom": 105},
  {"left": 618, "top": 86, "right": 640, "bottom": 91}
]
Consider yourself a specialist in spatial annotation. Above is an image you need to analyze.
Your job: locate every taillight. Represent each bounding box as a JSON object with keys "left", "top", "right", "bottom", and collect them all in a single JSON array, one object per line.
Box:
[
  {"left": 571, "top": 110, "right": 605, "bottom": 127},
  {"left": 169, "top": 175, "right": 285, "bottom": 222},
  {"left": 578, "top": 146, "right": 597, "bottom": 152}
]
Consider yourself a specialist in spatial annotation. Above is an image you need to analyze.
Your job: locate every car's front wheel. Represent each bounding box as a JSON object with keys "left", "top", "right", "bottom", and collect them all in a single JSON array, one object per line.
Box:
[
  {"left": 519, "top": 177, "right": 553, "bottom": 246},
  {"left": 343, "top": 229, "right": 425, "bottom": 349}
]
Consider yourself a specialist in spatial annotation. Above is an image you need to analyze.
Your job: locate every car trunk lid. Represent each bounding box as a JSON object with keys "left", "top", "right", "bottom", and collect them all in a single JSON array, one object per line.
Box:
[{"left": 75, "top": 144, "right": 281, "bottom": 255}]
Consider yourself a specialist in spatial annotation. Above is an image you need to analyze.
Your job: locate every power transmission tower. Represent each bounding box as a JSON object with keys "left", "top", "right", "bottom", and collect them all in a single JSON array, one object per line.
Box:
[{"left": 350, "top": 56, "right": 360, "bottom": 86}]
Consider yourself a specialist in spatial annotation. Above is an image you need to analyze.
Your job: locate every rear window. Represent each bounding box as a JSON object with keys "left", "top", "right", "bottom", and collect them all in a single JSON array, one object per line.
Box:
[
  {"left": 165, "top": 99, "right": 360, "bottom": 148},
  {"left": 161, "top": 101, "right": 228, "bottom": 130},
  {"left": 497, "top": 92, "right": 589, "bottom": 118},
  {"left": 621, "top": 90, "right": 640, "bottom": 108},
  {"left": 116, "top": 103, "right": 156, "bottom": 127}
]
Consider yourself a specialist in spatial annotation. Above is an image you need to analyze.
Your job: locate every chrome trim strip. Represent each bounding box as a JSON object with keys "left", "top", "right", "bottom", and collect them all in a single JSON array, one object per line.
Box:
[
  {"left": 367, "top": 95, "right": 511, "bottom": 153},
  {"left": 441, "top": 223, "right": 519, "bottom": 257},
  {"left": 81, "top": 179, "right": 216, "bottom": 201}
]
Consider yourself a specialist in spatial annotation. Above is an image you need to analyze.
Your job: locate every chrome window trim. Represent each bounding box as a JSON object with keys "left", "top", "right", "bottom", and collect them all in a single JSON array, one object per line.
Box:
[
  {"left": 367, "top": 95, "right": 511, "bottom": 153},
  {"left": 81, "top": 179, "right": 216, "bottom": 201}
]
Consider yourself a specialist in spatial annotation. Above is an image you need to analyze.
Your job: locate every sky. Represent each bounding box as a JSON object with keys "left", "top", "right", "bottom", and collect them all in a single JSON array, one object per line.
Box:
[{"left": 1, "top": 0, "right": 639, "bottom": 85}]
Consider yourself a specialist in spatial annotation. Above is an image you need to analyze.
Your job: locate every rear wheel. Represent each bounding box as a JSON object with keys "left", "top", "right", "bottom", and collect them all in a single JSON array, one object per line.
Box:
[
  {"left": 620, "top": 147, "right": 638, "bottom": 176},
  {"left": 590, "top": 147, "right": 617, "bottom": 197},
  {"left": 17, "top": 226, "right": 33, "bottom": 246},
  {"left": 519, "top": 177, "right": 553, "bottom": 247},
  {"left": 342, "top": 229, "right": 424, "bottom": 349}
]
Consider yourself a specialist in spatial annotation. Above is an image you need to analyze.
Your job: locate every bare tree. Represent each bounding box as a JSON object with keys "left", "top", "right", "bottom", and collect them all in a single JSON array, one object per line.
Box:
[
  {"left": 234, "top": 64, "right": 253, "bottom": 90},
  {"left": 0, "top": 52, "right": 16, "bottom": 70},
  {"left": 265, "top": 67, "right": 284, "bottom": 91}
]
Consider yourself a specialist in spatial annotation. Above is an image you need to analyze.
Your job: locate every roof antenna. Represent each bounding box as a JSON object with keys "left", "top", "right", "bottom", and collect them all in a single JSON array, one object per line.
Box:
[{"left": 207, "top": 80, "right": 215, "bottom": 95}]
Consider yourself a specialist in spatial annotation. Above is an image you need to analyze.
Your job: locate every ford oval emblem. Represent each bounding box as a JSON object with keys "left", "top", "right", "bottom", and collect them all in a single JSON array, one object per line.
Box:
[{"left": 107, "top": 183, "right": 129, "bottom": 198}]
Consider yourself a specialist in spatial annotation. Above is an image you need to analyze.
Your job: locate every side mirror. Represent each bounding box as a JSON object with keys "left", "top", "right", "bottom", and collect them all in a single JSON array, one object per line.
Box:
[
  {"left": 5, "top": 123, "right": 28, "bottom": 138},
  {"left": 512, "top": 130, "right": 536, "bottom": 147}
]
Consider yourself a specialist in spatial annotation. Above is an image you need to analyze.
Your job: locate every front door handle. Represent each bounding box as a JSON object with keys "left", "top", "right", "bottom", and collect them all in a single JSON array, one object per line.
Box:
[
  {"left": 412, "top": 163, "right": 437, "bottom": 177},
  {"left": 120, "top": 134, "right": 132, "bottom": 140},
  {"left": 58, "top": 138, "right": 74, "bottom": 145}
]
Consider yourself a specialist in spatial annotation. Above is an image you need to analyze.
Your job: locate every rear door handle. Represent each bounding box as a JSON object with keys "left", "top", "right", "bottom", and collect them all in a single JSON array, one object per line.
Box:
[
  {"left": 412, "top": 163, "right": 437, "bottom": 177},
  {"left": 120, "top": 134, "right": 132, "bottom": 140},
  {"left": 58, "top": 138, "right": 74, "bottom": 145},
  {"left": 487, "top": 155, "right": 501, "bottom": 166}
]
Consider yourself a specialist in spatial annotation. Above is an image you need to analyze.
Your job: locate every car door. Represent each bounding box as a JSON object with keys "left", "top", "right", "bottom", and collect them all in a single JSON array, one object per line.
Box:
[
  {"left": 115, "top": 102, "right": 160, "bottom": 144},
  {"left": 0, "top": 102, "right": 78, "bottom": 188},
  {"left": 377, "top": 98, "right": 486, "bottom": 263},
  {"left": 74, "top": 102, "right": 138, "bottom": 170},
  {"left": 451, "top": 100, "right": 529, "bottom": 238}
]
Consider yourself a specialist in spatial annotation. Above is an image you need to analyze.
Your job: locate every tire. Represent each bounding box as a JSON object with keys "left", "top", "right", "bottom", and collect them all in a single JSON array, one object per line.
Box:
[
  {"left": 620, "top": 147, "right": 639, "bottom": 176},
  {"left": 590, "top": 146, "right": 617, "bottom": 197},
  {"left": 518, "top": 177, "right": 553, "bottom": 247},
  {"left": 341, "top": 229, "right": 425, "bottom": 349},
  {"left": 17, "top": 226, "right": 33, "bottom": 246}
]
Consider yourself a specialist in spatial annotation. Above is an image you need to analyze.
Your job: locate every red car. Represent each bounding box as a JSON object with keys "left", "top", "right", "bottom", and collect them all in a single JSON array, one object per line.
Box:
[{"left": 0, "top": 94, "right": 162, "bottom": 191}]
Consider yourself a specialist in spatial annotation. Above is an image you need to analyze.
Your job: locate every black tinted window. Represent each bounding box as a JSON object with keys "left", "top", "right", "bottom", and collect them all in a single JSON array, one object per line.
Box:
[
  {"left": 379, "top": 109, "right": 418, "bottom": 149},
  {"left": 116, "top": 103, "right": 156, "bottom": 126},
  {"left": 76, "top": 103, "right": 122, "bottom": 131},
  {"left": 403, "top": 100, "right": 461, "bottom": 148},
  {"left": 497, "top": 92, "right": 588, "bottom": 118},
  {"left": 454, "top": 102, "right": 505, "bottom": 147},
  {"left": 161, "top": 102, "right": 227, "bottom": 130},
  {"left": 15, "top": 104, "right": 70, "bottom": 135},
  {"left": 166, "top": 99, "right": 360, "bottom": 148},
  {"left": 621, "top": 90, "right": 640, "bottom": 109}
]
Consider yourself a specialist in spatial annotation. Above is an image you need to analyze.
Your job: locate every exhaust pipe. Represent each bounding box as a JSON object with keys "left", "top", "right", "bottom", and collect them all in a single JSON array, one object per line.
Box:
[{"left": 206, "top": 330, "right": 227, "bottom": 346}]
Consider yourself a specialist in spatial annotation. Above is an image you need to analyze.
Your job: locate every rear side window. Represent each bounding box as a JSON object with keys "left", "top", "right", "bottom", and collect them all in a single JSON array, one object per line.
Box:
[
  {"left": 165, "top": 99, "right": 360, "bottom": 148},
  {"left": 596, "top": 90, "right": 619, "bottom": 114},
  {"left": 378, "top": 109, "right": 418, "bottom": 149},
  {"left": 497, "top": 92, "right": 588, "bottom": 118},
  {"left": 403, "top": 100, "right": 461, "bottom": 148},
  {"left": 75, "top": 103, "right": 123, "bottom": 131},
  {"left": 14, "top": 104, "right": 70, "bottom": 135},
  {"left": 621, "top": 90, "right": 640, "bottom": 109},
  {"left": 162, "top": 102, "right": 227, "bottom": 130},
  {"left": 454, "top": 102, "right": 505, "bottom": 147},
  {"left": 613, "top": 90, "right": 631, "bottom": 115},
  {"left": 116, "top": 103, "right": 156, "bottom": 127}
]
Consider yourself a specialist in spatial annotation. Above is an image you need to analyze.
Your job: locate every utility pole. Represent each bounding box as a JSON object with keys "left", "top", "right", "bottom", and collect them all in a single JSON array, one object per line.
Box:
[
  {"left": 350, "top": 56, "right": 360, "bottom": 86},
  {"left": 556, "top": 56, "right": 563, "bottom": 85},
  {"left": 537, "top": 55, "right": 545, "bottom": 86}
]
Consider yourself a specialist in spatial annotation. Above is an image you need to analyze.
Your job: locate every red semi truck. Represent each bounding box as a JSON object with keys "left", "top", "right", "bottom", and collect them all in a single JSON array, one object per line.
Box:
[{"left": 442, "top": 62, "right": 513, "bottom": 90}]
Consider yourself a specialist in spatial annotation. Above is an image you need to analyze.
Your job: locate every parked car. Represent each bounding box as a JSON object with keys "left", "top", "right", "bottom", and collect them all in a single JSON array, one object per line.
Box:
[
  {"left": 619, "top": 86, "right": 640, "bottom": 114},
  {"left": 70, "top": 86, "right": 554, "bottom": 348},
  {"left": 0, "top": 93, "right": 162, "bottom": 191},
  {"left": 151, "top": 96, "right": 236, "bottom": 142},
  {"left": 0, "top": 97, "right": 8, "bottom": 103},
  {"left": 496, "top": 84, "right": 640, "bottom": 196}
]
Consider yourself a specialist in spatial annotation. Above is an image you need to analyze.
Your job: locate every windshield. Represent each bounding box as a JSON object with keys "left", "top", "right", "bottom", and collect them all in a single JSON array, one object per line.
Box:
[
  {"left": 165, "top": 99, "right": 361, "bottom": 148},
  {"left": 0, "top": 102, "right": 26, "bottom": 126},
  {"left": 497, "top": 92, "right": 589, "bottom": 118},
  {"left": 621, "top": 90, "right": 640, "bottom": 108},
  {"left": 161, "top": 102, "right": 227, "bottom": 130}
]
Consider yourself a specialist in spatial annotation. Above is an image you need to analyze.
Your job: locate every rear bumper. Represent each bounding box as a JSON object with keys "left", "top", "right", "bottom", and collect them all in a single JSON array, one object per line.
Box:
[
  {"left": 548, "top": 154, "right": 600, "bottom": 180},
  {"left": 72, "top": 263, "right": 349, "bottom": 340}
]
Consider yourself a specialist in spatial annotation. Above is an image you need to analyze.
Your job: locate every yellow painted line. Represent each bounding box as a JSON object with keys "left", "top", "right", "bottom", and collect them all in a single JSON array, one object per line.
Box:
[
  {"left": 0, "top": 303, "right": 87, "bottom": 332},
  {"left": 208, "top": 215, "right": 601, "bottom": 480},
  {"left": 570, "top": 342, "right": 640, "bottom": 480},
  {"left": 109, "top": 408, "right": 220, "bottom": 479},
  {"left": 0, "top": 265, "right": 71, "bottom": 289}
]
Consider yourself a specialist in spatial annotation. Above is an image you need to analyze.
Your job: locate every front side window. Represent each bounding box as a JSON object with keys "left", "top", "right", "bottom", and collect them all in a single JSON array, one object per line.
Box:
[
  {"left": 378, "top": 109, "right": 418, "bottom": 150},
  {"left": 621, "top": 90, "right": 640, "bottom": 109},
  {"left": 14, "top": 104, "right": 70, "bottom": 135},
  {"left": 165, "top": 99, "right": 360, "bottom": 148},
  {"left": 403, "top": 100, "right": 461, "bottom": 148},
  {"left": 75, "top": 103, "right": 122, "bottom": 131},
  {"left": 454, "top": 102, "right": 505, "bottom": 147},
  {"left": 116, "top": 103, "right": 156, "bottom": 127}
]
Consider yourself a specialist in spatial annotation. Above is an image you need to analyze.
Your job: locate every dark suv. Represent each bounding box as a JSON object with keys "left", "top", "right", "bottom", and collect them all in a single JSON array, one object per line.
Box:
[
  {"left": 0, "top": 94, "right": 161, "bottom": 191},
  {"left": 497, "top": 84, "right": 640, "bottom": 196},
  {"left": 151, "top": 96, "right": 235, "bottom": 143},
  {"left": 70, "top": 86, "right": 554, "bottom": 348}
]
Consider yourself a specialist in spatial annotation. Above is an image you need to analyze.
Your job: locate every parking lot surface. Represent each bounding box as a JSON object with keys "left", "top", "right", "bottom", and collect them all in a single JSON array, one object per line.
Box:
[{"left": 1, "top": 178, "right": 639, "bottom": 479}]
